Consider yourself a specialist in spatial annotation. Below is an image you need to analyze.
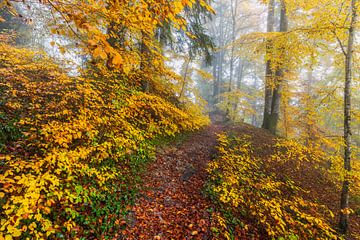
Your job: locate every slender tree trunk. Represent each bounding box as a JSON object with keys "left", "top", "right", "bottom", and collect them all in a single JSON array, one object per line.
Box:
[
  {"left": 237, "top": 59, "right": 245, "bottom": 90},
  {"left": 139, "top": 31, "right": 150, "bottom": 92},
  {"left": 233, "top": 59, "right": 245, "bottom": 116},
  {"left": 212, "top": 52, "right": 219, "bottom": 106},
  {"left": 305, "top": 68, "right": 314, "bottom": 146},
  {"left": 252, "top": 73, "right": 258, "bottom": 126},
  {"left": 224, "top": 0, "right": 239, "bottom": 121},
  {"left": 229, "top": 55, "right": 235, "bottom": 91},
  {"left": 219, "top": 50, "right": 224, "bottom": 95},
  {"left": 216, "top": 50, "right": 225, "bottom": 107},
  {"left": 229, "top": 0, "right": 238, "bottom": 92},
  {"left": 269, "top": 70, "right": 283, "bottom": 133},
  {"left": 268, "top": 0, "right": 288, "bottom": 134},
  {"left": 339, "top": 0, "right": 357, "bottom": 234},
  {"left": 179, "top": 57, "right": 191, "bottom": 99},
  {"left": 262, "top": 0, "right": 275, "bottom": 129}
]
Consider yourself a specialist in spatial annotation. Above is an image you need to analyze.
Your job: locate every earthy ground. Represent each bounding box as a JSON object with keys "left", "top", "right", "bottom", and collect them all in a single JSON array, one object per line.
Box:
[
  {"left": 120, "top": 123, "right": 360, "bottom": 240},
  {"left": 122, "top": 125, "right": 223, "bottom": 239}
]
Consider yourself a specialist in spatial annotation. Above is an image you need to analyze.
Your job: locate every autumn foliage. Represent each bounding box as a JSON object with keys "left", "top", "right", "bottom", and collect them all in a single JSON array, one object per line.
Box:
[
  {"left": 1, "top": 0, "right": 359, "bottom": 238},
  {"left": 0, "top": 0, "right": 217, "bottom": 238},
  {"left": 0, "top": 40, "right": 208, "bottom": 239},
  {"left": 207, "top": 133, "right": 340, "bottom": 239}
]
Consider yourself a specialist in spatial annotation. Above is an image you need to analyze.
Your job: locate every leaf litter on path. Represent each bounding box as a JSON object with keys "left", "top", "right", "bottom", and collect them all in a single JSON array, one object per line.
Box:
[{"left": 122, "top": 125, "right": 223, "bottom": 239}]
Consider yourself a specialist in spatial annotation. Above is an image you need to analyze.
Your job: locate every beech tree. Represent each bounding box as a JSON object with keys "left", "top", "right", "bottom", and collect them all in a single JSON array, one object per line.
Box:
[
  {"left": 339, "top": 0, "right": 357, "bottom": 234},
  {"left": 1, "top": 0, "right": 360, "bottom": 239},
  {"left": 262, "top": 0, "right": 275, "bottom": 130}
]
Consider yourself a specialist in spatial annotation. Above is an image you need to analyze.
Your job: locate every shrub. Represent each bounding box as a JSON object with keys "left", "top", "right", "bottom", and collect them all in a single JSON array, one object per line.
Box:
[
  {"left": 0, "top": 44, "right": 209, "bottom": 239},
  {"left": 207, "top": 133, "right": 338, "bottom": 240}
]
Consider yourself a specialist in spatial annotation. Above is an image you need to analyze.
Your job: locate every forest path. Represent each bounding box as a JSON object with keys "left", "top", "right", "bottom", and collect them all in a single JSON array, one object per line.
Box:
[{"left": 123, "top": 124, "right": 223, "bottom": 239}]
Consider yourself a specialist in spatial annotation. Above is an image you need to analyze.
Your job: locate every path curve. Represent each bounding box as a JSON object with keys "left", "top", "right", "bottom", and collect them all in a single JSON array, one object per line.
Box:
[{"left": 123, "top": 125, "right": 223, "bottom": 239}]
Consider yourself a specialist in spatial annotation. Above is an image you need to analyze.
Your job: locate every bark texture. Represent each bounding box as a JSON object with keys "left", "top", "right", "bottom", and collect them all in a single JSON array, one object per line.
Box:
[
  {"left": 339, "top": 0, "right": 357, "bottom": 234},
  {"left": 262, "top": 0, "right": 275, "bottom": 130},
  {"left": 268, "top": 0, "right": 288, "bottom": 134}
]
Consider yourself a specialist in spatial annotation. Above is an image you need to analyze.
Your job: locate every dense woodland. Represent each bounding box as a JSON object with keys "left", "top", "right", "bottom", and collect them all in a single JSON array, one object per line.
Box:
[{"left": 0, "top": 0, "right": 359, "bottom": 239}]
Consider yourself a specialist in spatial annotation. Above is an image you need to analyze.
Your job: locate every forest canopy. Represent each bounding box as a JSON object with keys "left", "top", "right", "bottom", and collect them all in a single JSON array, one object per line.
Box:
[{"left": 0, "top": 0, "right": 359, "bottom": 239}]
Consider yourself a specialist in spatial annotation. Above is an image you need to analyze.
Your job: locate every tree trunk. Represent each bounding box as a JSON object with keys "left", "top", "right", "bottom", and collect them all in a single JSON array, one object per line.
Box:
[
  {"left": 268, "top": 0, "right": 288, "bottom": 134},
  {"left": 339, "top": 0, "right": 357, "bottom": 234},
  {"left": 252, "top": 73, "right": 258, "bottom": 126},
  {"left": 262, "top": 0, "right": 275, "bottom": 129},
  {"left": 179, "top": 57, "right": 191, "bottom": 99},
  {"left": 237, "top": 59, "right": 245, "bottom": 90},
  {"left": 212, "top": 52, "right": 219, "bottom": 106},
  {"left": 140, "top": 36, "right": 150, "bottom": 92},
  {"left": 268, "top": 69, "right": 283, "bottom": 134},
  {"left": 233, "top": 59, "right": 245, "bottom": 116},
  {"left": 229, "top": 0, "right": 238, "bottom": 92},
  {"left": 218, "top": 50, "right": 224, "bottom": 95},
  {"left": 305, "top": 68, "right": 314, "bottom": 145}
]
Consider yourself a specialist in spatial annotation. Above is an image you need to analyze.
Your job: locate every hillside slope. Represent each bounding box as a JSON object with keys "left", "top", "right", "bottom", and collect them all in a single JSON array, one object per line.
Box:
[
  {"left": 214, "top": 124, "right": 360, "bottom": 239},
  {"left": 121, "top": 123, "right": 360, "bottom": 239}
]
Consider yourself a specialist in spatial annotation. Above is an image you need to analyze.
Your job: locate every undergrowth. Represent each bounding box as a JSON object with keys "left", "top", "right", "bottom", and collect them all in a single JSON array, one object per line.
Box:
[
  {"left": 207, "top": 133, "right": 338, "bottom": 240},
  {"left": 0, "top": 44, "right": 209, "bottom": 239}
]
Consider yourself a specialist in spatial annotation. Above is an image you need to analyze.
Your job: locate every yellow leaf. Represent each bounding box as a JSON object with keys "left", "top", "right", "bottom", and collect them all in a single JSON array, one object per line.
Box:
[
  {"left": 12, "top": 229, "right": 21, "bottom": 238},
  {"left": 88, "top": 39, "right": 97, "bottom": 46},
  {"left": 59, "top": 46, "right": 66, "bottom": 54},
  {"left": 29, "top": 222, "right": 37, "bottom": 231},
  {"left": 173, "top": 1, "right": 184, "bottom": 13},
  {"left": 341, "top": 208, "right": 353, "bottom": 215},
  {"left": 112, "top": 54, "right": 123, "bottom": 66},
  {"left": 93, "top": 47, "right": 107, "bottom": 60}
]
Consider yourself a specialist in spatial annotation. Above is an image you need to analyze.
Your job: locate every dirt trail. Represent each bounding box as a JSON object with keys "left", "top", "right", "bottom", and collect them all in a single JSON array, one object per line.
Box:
[
  {"left": 121, "top": 123, "right": 360, "bottom": 239},
  {"left": 123, "top": 125, "right": 223, "bottom": 239}
]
